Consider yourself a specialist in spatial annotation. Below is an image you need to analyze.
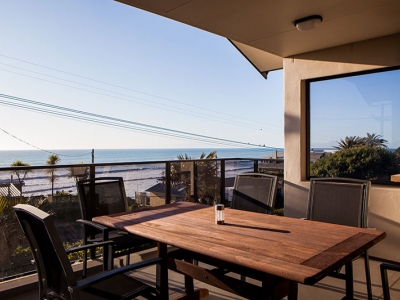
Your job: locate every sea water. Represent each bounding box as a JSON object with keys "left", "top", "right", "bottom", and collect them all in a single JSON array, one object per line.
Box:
[{"left": 0, "top": 148, "right": 277, "bottom": 197}]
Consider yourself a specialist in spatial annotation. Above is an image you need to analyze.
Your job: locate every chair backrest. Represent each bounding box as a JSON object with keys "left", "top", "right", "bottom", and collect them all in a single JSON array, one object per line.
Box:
[
  {"left": 231, "top": 173, "right": 278, "bottom": 214},
  {"left": 307, "top": 177, "right": 371, "bottom": 228},
  {"left": 77, "top": 177, "right": 128, "bottom": 235},
  {"left": 13, "top": 204, "right": 76, "bottom": 300},
  {"left": 77, "top": 177, "right": 128, "bottom": 219}
]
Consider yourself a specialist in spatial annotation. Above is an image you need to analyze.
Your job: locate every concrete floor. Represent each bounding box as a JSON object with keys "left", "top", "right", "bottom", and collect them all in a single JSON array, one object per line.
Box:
[{"left": 7, "top": 253, "right": 400, "bottom": 300}]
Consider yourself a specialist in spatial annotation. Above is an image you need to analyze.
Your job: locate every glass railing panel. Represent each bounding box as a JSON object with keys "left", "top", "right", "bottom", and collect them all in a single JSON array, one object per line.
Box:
[
  {"left": 195, "top": 159, "right": 220, "bottom": 205},
  {"left": 0, "top": 158, "right": 283, "bottom": 281},
  {"left": 94, "top": 163, "right": 167, "bottom": 207},
  {"left": 169, "top": 161, "right": 192, "bottom": 202},
  {"left": 223, "top": 159, "right": 256, "bottom": 205}
]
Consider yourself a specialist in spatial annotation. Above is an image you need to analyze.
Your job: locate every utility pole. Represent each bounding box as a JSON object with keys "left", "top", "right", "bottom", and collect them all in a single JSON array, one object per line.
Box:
[{"left": 90, "top": 149, "right": 95, "bottom": 179}]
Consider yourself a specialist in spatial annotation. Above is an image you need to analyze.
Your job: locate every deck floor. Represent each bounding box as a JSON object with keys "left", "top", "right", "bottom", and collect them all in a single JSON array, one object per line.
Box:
[
  {"left": 7, "top": 251, "right": 400, "bottom": 300},
  {"left": 129, "top": 257, "right": 400, "bottom": 300}
]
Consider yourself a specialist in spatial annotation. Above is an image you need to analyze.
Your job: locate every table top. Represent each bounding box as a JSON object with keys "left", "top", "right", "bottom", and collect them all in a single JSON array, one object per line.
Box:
[{"left": 93, "top": 202, "right": 386, "bottom": 285}]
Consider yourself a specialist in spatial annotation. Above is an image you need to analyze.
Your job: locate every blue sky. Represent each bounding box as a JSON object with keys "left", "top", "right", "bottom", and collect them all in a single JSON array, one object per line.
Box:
[
  {"left": 0, "top": 0, "right": 284, "bottom": 151},
  {"left": 310, "top": 69, "right": 400, "bottom": 149}
]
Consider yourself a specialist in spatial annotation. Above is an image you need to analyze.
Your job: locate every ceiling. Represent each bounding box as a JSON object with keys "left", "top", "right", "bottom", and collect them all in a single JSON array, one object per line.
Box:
[{"left": 116, "top": 0, "right": 400, "bottom": 74}]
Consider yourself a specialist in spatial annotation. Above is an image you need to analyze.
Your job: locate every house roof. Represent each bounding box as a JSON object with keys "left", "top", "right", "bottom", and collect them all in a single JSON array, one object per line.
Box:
[
  {"left": 116, "top": 0, "right": 400, "bottom": 74},
  {"left": 0, "top": 183, "right": 21, "bottom": 197},
  {"left": 146, "top": 183, "right": 183, "bottom": 196}
]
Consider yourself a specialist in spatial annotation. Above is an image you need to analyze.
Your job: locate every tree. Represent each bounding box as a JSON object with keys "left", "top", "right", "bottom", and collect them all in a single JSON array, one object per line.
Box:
[
  {"left": 334, "top": 136, "right": 362, "bottom": 150},
  {"left": 10, "top": 160, "right": 31, "bottom": 196},
  {"left": 361, "top": 133, "right": 388, "bottom": 148},
  {"left": 334, "top": 133, "right": 388, "bottom": 150},
  {"left": 311, "top": 146, "right": 399, "bottom": 181},
  {"left": 395, "top": 147, "right": 400, "bottom": 157},
  {"left": 44, "top": 154, "right": 61, "bottom": 196}
]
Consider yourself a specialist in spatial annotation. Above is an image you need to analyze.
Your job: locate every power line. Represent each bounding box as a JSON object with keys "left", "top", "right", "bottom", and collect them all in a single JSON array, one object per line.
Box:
[
  {"left": 0, "top": 67, "right": 281, "bottom": 133},
  {"left": 0, "top": 93, "right": 282, "bottom": 150},
  {"left": 0, "top": 54, "right": 283, "bottom": 132},
  {"left": 0, "top": 127, "right": 91, "bottom": 157}
]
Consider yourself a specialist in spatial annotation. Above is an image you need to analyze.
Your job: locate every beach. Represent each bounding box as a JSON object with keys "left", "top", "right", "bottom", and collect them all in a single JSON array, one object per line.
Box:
[{"left": 0, "top": 148, "right": 275, "bottom": 197}]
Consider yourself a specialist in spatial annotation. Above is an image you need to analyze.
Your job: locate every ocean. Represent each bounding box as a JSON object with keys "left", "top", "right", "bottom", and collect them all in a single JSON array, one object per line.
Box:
[{"left": 0, "top": 148, "right": 277, "bottom": 197}]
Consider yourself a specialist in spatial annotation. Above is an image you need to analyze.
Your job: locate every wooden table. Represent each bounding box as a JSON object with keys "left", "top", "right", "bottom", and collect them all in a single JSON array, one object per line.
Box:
[{"left": 93, "top": 202, "right": 386, "bottom": 299}]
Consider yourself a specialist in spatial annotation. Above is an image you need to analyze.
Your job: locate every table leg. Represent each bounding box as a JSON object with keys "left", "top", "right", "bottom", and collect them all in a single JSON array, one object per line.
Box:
[
  {"left": 156, "top": 242, "right": 168, "bottom": 300},
  {"left": 344, "top": 261, "right": 354, "bottom": 300},
  {"left": 288, "top": 281, "right": 298, "bottom": 300},
  {"left": 261, "top": 275, "right": 297, "bottom": 300}
]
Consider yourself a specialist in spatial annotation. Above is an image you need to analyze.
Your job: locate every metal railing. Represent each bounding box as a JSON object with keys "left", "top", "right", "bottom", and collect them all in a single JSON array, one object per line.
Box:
[{"left": 0, "top": 157, "right": 284, "bottom": 280}]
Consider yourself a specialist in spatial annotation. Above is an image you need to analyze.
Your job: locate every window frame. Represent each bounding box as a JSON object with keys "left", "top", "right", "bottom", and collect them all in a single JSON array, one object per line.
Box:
[{"left": 306, "top": 66, "right": 400, "bottom": 185}]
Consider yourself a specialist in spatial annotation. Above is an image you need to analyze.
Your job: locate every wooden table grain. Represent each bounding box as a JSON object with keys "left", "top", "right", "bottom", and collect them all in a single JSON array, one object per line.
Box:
[{"left": 93, "top": 202, "right": 386, "bottom": 299}]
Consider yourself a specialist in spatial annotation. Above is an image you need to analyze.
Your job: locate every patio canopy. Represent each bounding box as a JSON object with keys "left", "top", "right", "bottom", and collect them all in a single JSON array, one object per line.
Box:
[{"left": 116, "top": 0, "right": 400, "bottom": 75}]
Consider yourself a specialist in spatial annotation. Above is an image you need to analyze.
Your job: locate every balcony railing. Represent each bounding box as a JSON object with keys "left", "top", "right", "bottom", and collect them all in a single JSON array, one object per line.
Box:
[{"left": 0, "top": 157, "right": 284, "bottom": 281}]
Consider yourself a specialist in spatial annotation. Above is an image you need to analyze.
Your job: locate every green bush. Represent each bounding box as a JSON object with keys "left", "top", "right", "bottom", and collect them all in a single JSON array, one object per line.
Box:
[
  {"left": 310, "top": 146, "right": 400, "bottom": 180},
  {"left": 55, "top": 190, "right": 71, "bottom": 196}
]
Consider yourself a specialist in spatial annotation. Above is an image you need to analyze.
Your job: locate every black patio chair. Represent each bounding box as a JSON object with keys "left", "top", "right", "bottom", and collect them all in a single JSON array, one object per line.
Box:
[
  {"left": 230, "top": 172, "right": 278, "bottom": 281},
  {"left": 231, "top": 173, "right": 278, "bottom": 214},
  {"left": 13, "top": 204, "right": 161, "bottom": 300},
  {"left": 380, "top": 262, "right": 400, "bottom": 300},
  {"left": 76, "top": 177, "right": 155, "bottom": 277},
  {"left": 307, "top": 177, "right": 372, "bottom": 300}
]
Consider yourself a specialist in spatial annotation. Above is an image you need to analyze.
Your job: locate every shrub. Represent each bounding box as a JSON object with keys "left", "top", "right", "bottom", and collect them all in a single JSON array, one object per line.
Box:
[{"left": 310, "top": 146, "right": 400, "bottom": 181}]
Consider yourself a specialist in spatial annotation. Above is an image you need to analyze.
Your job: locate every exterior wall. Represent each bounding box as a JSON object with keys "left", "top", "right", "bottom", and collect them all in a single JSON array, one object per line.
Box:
[{"left": 283, "top": 33, "right": 400, "bottom": 261}]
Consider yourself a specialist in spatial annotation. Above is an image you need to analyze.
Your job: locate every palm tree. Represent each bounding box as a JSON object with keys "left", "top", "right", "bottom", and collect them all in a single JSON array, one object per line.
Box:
[
  {"left": 334, "top": 133, "right": 388, "bottom": 150},
  {"left": 10, "top": 160, "right": 31, "bottom": 196},
  {"left": 334, "top": 136, "right": 362, "bottom": 150},
  {"left": 362, "top": 133, "right": 388, "bottom": 148},
  {"left": 44, "top": 154, "right": 60, "bottom": 196}
]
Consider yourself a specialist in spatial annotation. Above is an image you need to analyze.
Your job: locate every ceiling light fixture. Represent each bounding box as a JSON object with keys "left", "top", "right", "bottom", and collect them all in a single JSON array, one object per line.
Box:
[{"left": 294, "top": 15, "right": 323, "bottom": 32}]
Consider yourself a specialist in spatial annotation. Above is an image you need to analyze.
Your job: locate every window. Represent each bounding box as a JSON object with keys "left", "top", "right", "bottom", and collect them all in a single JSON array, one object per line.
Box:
[{"left": 308, "top": 67, "right": 400, "bottom": 184}]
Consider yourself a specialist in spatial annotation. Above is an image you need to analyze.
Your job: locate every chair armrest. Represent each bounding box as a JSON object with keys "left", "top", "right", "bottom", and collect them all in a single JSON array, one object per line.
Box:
[
  {"left": 77, "top": 219, "right": 110, "bottom": 231},
  {"left": 381, "top": 263, "right": 400, "bottom": 273},
  {"left": 65, "top": 240, "right": 114, "bottom": 255},
  {"left": 68, "top": 257, "right": 163, "bottom": 292},
  {"left": 381, "top": 262, "right": 400, "bottom": 299},
  {"left": 77, "top": 219, "right": 112, "bottom": 241}
]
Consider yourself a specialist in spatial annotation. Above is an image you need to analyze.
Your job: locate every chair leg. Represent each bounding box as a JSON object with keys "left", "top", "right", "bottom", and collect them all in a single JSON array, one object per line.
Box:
[
  {"left": 103, "top": 244, "right": 113, "bottom": 271},
  {"left": 364, "top": 251, "right": 373, "bottom": 300},
  {"left": 83, "top": 248, "right": 88, "bottom": 278},
  {"left": 380, "top": 264, "right": 392, "bottom": 300}
]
